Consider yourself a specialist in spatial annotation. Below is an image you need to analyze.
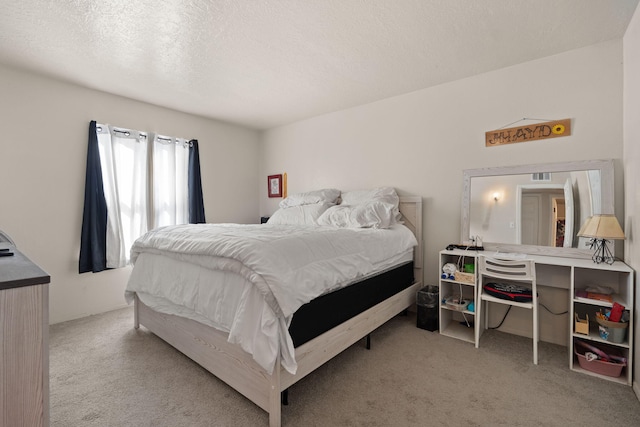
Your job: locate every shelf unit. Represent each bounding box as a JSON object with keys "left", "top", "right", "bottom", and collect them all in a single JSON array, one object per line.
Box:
[
  {"left": 436, "top": 249, "right": 634, "bottom": 385},
  {"left": 570, "top": 262, "right": 634, "bottom": 386},
  {"left": 438, "top": 249, "right": 479, "bottom": 344}
]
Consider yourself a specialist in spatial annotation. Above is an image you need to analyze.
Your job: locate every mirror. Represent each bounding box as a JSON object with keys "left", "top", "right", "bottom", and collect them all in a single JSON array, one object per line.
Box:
[{"left": 462, "top": 159, "right": 614, "bottom": 258}]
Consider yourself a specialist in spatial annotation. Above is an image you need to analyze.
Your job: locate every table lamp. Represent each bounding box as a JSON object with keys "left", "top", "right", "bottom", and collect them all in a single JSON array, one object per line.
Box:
[{"left": 577, "top": 214, "right": 625, "bottom": 264}]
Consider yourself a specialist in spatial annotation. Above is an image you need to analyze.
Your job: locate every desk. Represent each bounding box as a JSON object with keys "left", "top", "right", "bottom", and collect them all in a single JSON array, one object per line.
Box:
[
  {"left": 439, "top": 249, "right": 634, "bottom": 385},
  {"left": 1, "top": 244, "right": 50, "bottom": 426}
]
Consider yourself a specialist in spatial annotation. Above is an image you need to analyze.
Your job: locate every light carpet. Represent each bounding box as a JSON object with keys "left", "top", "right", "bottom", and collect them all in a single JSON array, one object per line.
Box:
[{"left": 49, "top": 307, "right": 640, "bottom": 426}]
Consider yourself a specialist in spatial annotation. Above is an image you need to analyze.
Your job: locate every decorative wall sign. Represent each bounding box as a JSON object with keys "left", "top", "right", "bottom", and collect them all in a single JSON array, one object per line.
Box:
[
  {"left": 485, "top": 118, "right": 571, "bottom": 147},
  {"left": 268, "top": 174, "right": 282, "bottom": 198}
]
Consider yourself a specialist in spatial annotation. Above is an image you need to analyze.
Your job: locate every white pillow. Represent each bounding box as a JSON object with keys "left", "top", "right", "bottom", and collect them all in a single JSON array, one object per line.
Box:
[
  {"left": 316, "top": 205, "right": 351, "bottom": 228},
  {"left": 279, "top": 188, "right": 341, "bottom": 208},
  {"left": 317, "top": 201, "right": 398, "bottom": 229},
  {"left": 267, "top": 203, "right": 331, "bottom": 226},
  {"left": 340, "top": 187, "right": 399, "bottom": 209}
]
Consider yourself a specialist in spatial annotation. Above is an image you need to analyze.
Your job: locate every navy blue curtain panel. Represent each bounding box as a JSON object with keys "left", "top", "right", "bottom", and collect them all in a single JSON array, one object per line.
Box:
[
  {"left": 79, "top": 121, "right": 109, "bottom": 273},
  {"left": 188, "top": 139, "right": 206, "bottom": 224}
]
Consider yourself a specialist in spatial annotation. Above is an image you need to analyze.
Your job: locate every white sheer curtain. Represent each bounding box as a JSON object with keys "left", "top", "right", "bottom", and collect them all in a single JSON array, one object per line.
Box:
[
  {"left": 81, "top": 121, "right": 201, "bottom": 273},
  {"left": 97, "top": 124, "right": 149, "bottom": 268},
  {"left": 152, "top": 135, "right": 189, "bottom": 228}
]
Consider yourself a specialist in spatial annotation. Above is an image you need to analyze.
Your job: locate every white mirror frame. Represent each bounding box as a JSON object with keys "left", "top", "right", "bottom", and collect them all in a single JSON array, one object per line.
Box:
[{"left": 462, "top": 159, "right": 614, "bottom": 259}]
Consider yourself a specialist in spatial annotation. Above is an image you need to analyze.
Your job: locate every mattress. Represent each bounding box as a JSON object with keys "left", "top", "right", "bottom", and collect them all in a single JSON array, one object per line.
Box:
[
  {"left": 288, "top": 260, "right": 415, "bottom": 347},
  {"left": 126, "top": 223, "right": 417, "bottom": 374}
]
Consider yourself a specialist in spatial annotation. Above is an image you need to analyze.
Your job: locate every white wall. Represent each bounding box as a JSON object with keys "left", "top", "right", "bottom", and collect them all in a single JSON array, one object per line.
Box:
[
  {"left": 261, "top": 40, "right": 625, "bottom": 290},
  {"left": 623, "top": 2, "right": 640, "bottom": 398},
  {"left": 0, "top": 64, "right": 260, "bottom": 324}
]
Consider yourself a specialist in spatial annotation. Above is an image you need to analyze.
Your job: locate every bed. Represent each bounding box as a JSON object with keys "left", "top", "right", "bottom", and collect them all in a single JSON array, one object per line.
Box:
[{"left": 127, "top": 190, "right": 423, "bottom": 426}]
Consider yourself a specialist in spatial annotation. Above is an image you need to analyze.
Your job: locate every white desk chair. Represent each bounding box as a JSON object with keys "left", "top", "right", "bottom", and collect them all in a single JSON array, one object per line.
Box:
[{"left": 475, "top": 256, "right": 539, "bottom": 364}]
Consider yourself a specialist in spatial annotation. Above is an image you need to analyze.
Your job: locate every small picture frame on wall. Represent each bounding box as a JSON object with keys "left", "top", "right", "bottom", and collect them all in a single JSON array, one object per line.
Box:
[{"left": 268, "top": 174, "right": 282, "bottom": 198}]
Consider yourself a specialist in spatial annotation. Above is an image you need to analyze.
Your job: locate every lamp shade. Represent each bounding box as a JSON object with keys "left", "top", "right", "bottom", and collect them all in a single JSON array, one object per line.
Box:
[
  {"left": 576, "top": 216, "right": 591, "bottom": 237},
  {"left": 577, "top": 214, "right": 625, "bottom": 240}
]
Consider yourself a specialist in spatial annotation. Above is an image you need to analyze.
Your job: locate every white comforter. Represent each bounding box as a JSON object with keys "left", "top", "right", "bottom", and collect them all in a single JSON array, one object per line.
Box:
[{"left": 126, "top": 223, "right": 417, "bottom": 374}]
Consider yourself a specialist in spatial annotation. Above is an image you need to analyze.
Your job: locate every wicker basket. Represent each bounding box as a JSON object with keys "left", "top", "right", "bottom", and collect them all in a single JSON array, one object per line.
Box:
[{"left": 454, "top": 271, "right": 475, "bottom": 284}]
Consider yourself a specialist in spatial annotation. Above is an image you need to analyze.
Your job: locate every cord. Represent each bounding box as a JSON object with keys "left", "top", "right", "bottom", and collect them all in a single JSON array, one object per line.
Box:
[
  {"left": 456, "top": 252, "right": 473, "bottom": 274},
  {"left": 456, "top": 255, "right": 474, "bottom": 328},
  {"left": 488, "top": 302, "right": 568, "bottom": 330},
  {"left": 489, "top": 306, "right": 512, "bottom": 329},
  {"left": 459, "top": 282, "right": 471, "bottom": 328},
  {"left": 540, "top": 303, "right": 568, "bottom": 316}
]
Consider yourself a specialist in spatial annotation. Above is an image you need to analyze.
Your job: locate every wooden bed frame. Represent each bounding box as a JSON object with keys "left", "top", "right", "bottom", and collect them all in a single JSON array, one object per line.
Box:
[{"left": 133, "top": 196, "right": 423, "bottom": 426}]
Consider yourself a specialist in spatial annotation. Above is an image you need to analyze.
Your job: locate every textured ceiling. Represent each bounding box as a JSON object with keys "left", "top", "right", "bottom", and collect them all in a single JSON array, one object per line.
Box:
[{"left": 0, "top": 0, "right": 638, "bottom": 130}]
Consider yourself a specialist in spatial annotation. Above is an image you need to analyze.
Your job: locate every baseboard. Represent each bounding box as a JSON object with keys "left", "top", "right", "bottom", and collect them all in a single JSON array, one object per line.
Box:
[
  {"left": 633, "top": 380, "right": 640, "bottom": 402},
  {"left": 49, "top": 302, "right": 130, "bottom": 325}
]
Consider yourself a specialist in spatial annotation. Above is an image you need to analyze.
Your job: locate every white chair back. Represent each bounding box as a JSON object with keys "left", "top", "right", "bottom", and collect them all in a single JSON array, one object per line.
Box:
[{"left": 479, "top": 257, "right": 536, "bottom": 283}]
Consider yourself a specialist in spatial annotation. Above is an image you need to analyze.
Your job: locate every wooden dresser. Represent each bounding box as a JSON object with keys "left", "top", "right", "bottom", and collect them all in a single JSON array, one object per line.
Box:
[{"left": 1, "top": 244, "right": 50, "bottom": 427}]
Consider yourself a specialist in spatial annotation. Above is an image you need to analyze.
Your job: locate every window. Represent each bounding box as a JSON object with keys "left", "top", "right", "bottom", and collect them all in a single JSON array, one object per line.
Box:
[{"left": 80, "top": 121, "right": 205, "bottom": 273}]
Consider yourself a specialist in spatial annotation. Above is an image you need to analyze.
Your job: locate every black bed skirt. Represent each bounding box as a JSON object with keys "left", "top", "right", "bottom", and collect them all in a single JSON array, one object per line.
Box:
[{"left": 288, "top": 261, "right": 414, "bottom": 348}]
